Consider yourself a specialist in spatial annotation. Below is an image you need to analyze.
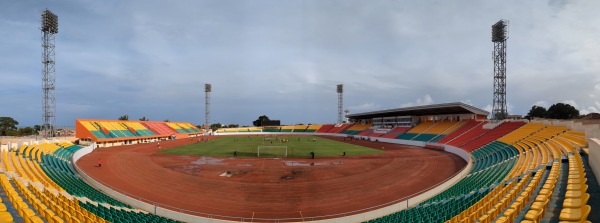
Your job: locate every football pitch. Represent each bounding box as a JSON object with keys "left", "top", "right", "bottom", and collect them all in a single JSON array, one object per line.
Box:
[{"left": 160, "top": 135, "right": 384, "bottom": 158}]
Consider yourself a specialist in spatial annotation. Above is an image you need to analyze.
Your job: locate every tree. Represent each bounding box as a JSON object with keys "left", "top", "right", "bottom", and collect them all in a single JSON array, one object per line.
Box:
[
  {"left": 210, "top": 123, "right": 222, "bottom": 131},
  {"left": 34, "top": 125, "right": 42, "bottom": 132},
  {"left": 118, "top": 115, "right": 129, "bottom": 120},
  {"left": 252, "top": 115, "right": 270, "bottom": 127},
  {"left": 546, "top": 103, "right": 579, "bottom": 119},
  {"left": 0, "top": 117, "right": 19, "bottom": 133},
  {"left": 526, "top": 106, "right": 547, "bottom": 119},
  {"left": 164, "top": 119, "right": 170, "bottom": 122},
  {"left": 3, "top": 130, "right": 18, "bottom": 136},
  {"left": 18, "top": 127, "right": 35, "bottom": 136},
  {"left": 139, "top": 116, "right": 149, "bottom": 121},
  {"left": 226, "top": 124, "right": 239, "bottom": 128}
]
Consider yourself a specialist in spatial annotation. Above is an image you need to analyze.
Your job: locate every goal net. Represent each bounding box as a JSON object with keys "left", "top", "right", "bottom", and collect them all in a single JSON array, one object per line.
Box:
[{"left": 257, "top": 146, "right": 288, "bottom": 157}]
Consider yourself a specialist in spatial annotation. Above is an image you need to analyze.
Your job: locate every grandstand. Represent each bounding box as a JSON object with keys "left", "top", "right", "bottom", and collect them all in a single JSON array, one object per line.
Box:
[
  {"left": 347, "top": 104, "right": 595, "bottom": 223},
  {"left": 75, "top": 119, "right": 203, "bottom": 146},
  {"left": 1, "top": 102, "right": 596, "bottom": 223},
  {"left": 0, "top": 142, "right": 179, "bottom": 223}
]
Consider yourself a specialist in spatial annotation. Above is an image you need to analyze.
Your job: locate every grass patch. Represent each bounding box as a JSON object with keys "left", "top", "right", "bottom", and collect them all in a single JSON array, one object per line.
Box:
[{"left": 161, "top": 135, "right": 383, "bottom": 158}]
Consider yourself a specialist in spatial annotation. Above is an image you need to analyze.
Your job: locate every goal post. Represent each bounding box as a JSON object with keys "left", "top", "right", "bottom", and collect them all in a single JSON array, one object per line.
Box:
[{"left": 257, "top": 146, "right": 288, "bottom": 157}]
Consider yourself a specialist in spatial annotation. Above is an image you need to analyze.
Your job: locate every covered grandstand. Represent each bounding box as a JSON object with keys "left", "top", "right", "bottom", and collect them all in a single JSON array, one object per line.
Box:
[
  {"left": 75, "top": 119, "right": 204, "bottom": 147},
  {"left": 346, "top": 102, "right": 489, "bottom": 124}
]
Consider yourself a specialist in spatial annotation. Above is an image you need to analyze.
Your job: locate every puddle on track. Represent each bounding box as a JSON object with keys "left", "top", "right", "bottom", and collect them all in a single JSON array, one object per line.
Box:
[{"left": 191, "top": 157, "right": 227, "bottom": 165}]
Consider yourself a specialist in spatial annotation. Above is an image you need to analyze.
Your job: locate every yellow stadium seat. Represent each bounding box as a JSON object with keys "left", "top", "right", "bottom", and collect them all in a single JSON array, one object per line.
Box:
[
  {"left": 0, "top": 211, "right": 13, "bottom": 222},
  {"left": 75, "top": 211, "right": 84, "bottom": 220},
  {"left": 559, "top": 205, "right": 591, "bottom": 222},
  {"left": 52, "top": 215, "right": 65, "bottom": 223},
  {"left": 563, "top": 193, "right": 590, "bottom": 209},
  {"left": 17, "top": 202, "right": 30, "bottom": 217},
  {"left": 568, "top": 177, "right": 587, "bottom": 185},
  {"left": 43, "top": 209, "right": 55, "bottom": 222},
  {"left": 29, "top": 215, "right": 44, "bottom": 223},
  {"left": 69, "top": 215, "right": 79, "bottom": 223},
  {"left": 22, "top": 208, "right": 36, "bottom": 222},
  {"left": 524, "top": 208, "right": 543, "bottom": 222},
  {"left": 0, "top": 204, "right": 6, "bottom": 212},
  {"left": 446, "top": 216, "right": 458, "bottom": 223},
  {"left": 478, "top": 214, "right": 490, "bottom": 223},
  {"left": 54, "top": 206, "right": 64, "bottom": 219},
  {"left": 539, "top": 187, "right": 554, "bottom": 196},
  {"left": 530, "top": 198, "right": 549, "bottom": 212},
  {"left": 566, "top": 183, "right": 585, "bottom": 191},
  {"left": 565, "top": 185, "right": 588, "bottom": 199},
  {"left": 60, "top": 210, "right": 71, "bottom": 222},
  {"left": 495, "top": 216, "right": 508, "bottom": 223}
]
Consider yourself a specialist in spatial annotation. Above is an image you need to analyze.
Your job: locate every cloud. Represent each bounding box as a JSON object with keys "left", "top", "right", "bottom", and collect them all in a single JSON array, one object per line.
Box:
[
  {"left": 1, "top": 1, "right": 599, "bottom": 126},
  {"left": 400, "top": 95, "right": 434, "bottom": 108},
  {"left": 481, "top": 103, "right": 514, "bottom": 115},
  {"left": 482, "top": 105, "right": 492, "bottom": 114},
  {"left": 562, "top": 100, "right": 579, "bottom": 109},
  {"left": 561, "top": 100, "right": 600, "bottom": 115},
  {"left": 581, "top": 107, "right": 599, "bottom": 115},
  {"left": 348, "top": 103, "right": 381, "bottom": 113},
  {"left": 533, "top": 101, "right": 549, "bottom": 108},
  {"left": 460, "top": 100, "right": 474, "bottom": 106}
]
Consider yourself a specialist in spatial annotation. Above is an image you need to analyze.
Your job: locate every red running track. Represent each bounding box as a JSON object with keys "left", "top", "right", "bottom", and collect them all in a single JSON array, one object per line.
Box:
[{"left": 76, "top": 136, "right": 466, "bottom": 222}]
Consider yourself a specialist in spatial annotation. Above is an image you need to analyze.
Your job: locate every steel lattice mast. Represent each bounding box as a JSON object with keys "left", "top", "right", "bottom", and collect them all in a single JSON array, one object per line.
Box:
[
  {"left": 491, "top": 20, "right": 508, "bottom": 120},
  {"left": 337, "top": 84, "right": 343, "bottom": 124},
  {"left": 41, "top": 9, "right": 58, "bottom": 138},
  {"left": 205, "top": 84, "right": 211, "bottom": 129}
]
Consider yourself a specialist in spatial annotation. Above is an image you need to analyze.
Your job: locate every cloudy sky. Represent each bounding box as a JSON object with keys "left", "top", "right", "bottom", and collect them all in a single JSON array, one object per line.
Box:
[{"left": 2, "top": 0, "right": 599, "bottom": 127}]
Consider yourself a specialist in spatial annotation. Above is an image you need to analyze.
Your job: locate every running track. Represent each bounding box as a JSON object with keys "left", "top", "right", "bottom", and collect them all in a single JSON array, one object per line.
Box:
[{"left": 76, "top": 136, "right": 466, "bottom": 222}]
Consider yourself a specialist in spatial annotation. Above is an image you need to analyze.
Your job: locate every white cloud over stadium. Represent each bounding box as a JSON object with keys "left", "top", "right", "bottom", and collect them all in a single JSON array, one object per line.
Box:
[{"left": 1, "top": 0, "right": 599, "bottom": 126}]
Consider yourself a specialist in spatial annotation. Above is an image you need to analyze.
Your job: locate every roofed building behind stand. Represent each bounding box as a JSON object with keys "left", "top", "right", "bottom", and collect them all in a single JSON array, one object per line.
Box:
[{"left": 347, "top": 102, "right": 490, "bottom": 139}]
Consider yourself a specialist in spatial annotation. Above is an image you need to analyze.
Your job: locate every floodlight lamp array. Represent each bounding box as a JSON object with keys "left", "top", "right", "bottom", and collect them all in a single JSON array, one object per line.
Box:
[
  {"left": 41, "top": 10, "right": 58, "bottom": 33},
  {"left": 491, "top": 20, "right": 507, "bottom": 42}
]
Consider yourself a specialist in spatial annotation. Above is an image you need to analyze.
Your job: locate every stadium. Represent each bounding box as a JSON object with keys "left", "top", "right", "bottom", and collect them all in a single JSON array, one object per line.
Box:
[
  {"left": 1, "top": 102, "right": 598, "bottom": 222},
  {"left": 2, "top": 2, "right": 599, "bottom": 223}
]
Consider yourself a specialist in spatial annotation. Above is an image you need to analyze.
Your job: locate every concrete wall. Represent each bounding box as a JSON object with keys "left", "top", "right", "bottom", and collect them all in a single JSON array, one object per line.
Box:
[
  {"left": 589, "top": 138, "right": 600, "bottom": 186},
  {"left": 73, "top": 134, "right": 472, "bottom": 223}
]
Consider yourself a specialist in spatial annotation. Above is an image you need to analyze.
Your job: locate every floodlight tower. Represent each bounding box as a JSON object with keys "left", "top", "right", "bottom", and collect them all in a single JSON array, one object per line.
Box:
[
  {"left": 41, "top": 9, "right": 58, "bottom": 138},
  {"left": 337, "top": 84, "right": 343, "bottom": 124},
  {"left": 204, "top": 84, "right": 211, "bottom": 129},
  {"left": 491, "top": 20, "right": 508, "bottom": 120}
]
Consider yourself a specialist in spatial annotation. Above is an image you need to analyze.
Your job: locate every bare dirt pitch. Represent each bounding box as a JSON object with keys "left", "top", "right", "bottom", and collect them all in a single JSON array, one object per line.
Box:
[{"left": 76, "top": 136, "right": 466, "bottom": 222}]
